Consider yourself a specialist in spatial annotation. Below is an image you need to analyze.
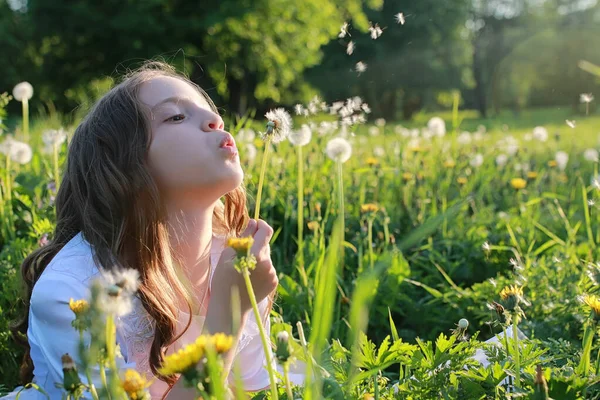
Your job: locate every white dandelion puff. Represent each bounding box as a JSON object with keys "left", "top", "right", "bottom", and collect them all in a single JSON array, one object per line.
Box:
[
  {"left": 42, "top": 128, "right": 67, "bottom": 147},
  {"left": 373, "top": 146, "right": 385, "bottom": 157},
  {"left": 469, "top": 153, "right": 484, "bottom": 168},
  {"left": 346, "top": 41, "right": 355, "bottom": 55},
  {"left": 395, "top": 12, "right": 405, "bottom": 25},
  {"left": 532, "top": 126, "right": 548, "bottom": 142},
  {"left": 0, "top": 136, "right": 32, "bottom": 164},
  {"left": 427, "top": 117, "right": 446, "bottom": 138},
  {"left": 566, "top": 120, "right": 576, "bottom": 129},
  {"left": 584, "top": 148, "right": 599, "bottom": 162},
  {"left": 237, "top": 128, "right": 256, "bottom": 143},
  {"left": 457, "top": 131, "right": 472, "bottom": 145},
  {"left": 245, "top": 143, "right": 257, "bottom": 162},
  {"left": 12, "top": 82, "right": 34, "bottom": 102},
  {"left": 94, "top": 268, "right": 140, "bottom": 317},
  {"left": 355, "top": 61, "right": 367, "bottom": 75},
  {"left": 326, "top": 137, "right": 352, "bottom": 163},
  {"left": 263, "top": 108, "right": 292, "bottom": 143},
  {"left": 555, "top": 150, "right": 569, "bottom": 171},
  {"left": 580, "top": 93, "right": 594, "bottom": 104},
  {"left": 496, "top": 154, "right": 508, "bottom": 167},
  {"left": 368, "top": 126, "right": 380, "bottom": 137},
  {"left": 375, "top": 118, "right": 386, "bottom": 127},
  {"left": 288, "top": 124, "right": 312, "bottom": 147}
]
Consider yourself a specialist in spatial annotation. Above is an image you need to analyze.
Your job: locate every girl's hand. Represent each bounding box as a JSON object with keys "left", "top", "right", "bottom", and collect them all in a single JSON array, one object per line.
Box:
[{"left": 212, "top": 219, "right": 278, "bottom": 312}]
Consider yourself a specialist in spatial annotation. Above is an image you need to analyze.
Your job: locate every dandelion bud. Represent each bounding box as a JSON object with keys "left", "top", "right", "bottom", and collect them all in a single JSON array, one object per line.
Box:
[
  {"left": 121, "top": 369, "right": 151, "bottom": 400},
  {"left": 360, "top": 203, "right": 380, "bottom": 214},
  {"left": 61, "top": 353, "right": 83, "bottom": 393},
  {"left": 275, "top": 331, "right": 292, "bottom": 363}
]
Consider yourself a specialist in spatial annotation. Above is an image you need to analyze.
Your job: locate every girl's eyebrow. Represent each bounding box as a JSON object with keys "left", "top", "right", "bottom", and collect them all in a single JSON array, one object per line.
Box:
[{"left": 150, "top": 96, "right": 199, "bottom": 112}]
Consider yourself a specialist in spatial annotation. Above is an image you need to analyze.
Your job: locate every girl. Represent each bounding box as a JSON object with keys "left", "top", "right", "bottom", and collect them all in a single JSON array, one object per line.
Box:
[{"left": 5, "top": 61, "right": 303, "bottom": 399}]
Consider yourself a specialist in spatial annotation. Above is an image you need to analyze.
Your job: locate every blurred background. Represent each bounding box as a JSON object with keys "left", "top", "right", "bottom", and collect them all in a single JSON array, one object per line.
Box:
[{"left": 1, "top": 0, "right": 599, "bottom": 123}]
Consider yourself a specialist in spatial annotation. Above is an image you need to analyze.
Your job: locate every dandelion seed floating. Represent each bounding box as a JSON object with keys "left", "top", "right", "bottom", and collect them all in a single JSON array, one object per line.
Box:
[
  {"left": 566, "top": 119, "right": 576, "bottom": 129},
  {"left": 338, "top": 22, "right": 350, "bottom": 38},
  {"left": 368, "top": 23, "right": 383, "bottom": 40},
  {"left": 581, "top": 93, "right": 594, "bottom": 104},
  {"left": 346, "top": 41, "right": 355, "bottom": 55},
  {"left": 355, "top": 61, "right": 367, "bottom": 75},
  {"left": 395, "top": 12, "right": 405, "bottom": 25}
]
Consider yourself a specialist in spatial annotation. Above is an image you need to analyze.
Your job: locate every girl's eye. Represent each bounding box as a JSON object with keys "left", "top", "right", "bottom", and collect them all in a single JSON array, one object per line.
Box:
[{"left": 166, "top": 114, "right": 185, "bottom": 122}]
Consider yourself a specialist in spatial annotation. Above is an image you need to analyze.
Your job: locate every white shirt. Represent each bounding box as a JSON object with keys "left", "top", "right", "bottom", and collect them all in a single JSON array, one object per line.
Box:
[{"left": 3, "top": 232, "right": 304, "bottom": 399}]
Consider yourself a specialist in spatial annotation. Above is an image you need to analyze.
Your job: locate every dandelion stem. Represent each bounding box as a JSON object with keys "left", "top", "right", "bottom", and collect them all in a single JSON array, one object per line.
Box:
[
  {"left": 337, "top": 160, "right": 345, "bottom": 275},
  {"left": 373, "top": 373, "right": 380, "bottom": 400},
  {"left": 22, "top": 99, "right": 29, "bottom": 142},
  {"left": 283, "top": 362, "right": 293, "bottom": 399},
  {"left": 578, "top": 320, "right": 596, "bottom": 376},
  {"left": 297, "top": 144, "right": 306, "bottom": 280},
  {"left": 367, "top": 218, "right": 374, "bottom": 271},
  {"left": 254, "top": 137, "right": 272, "bottom": 220},
  {"left": 4, "top": 154, "right": 14, "bottom": 241},
  {"left": 512, "top": 317, "right": 521, "bottom": 387},
  {"left": 98, "top": 365, "right": 110, "bottom": 400},
  {"left": 241, "top": 267, "right": 279, "bottom": 400},
  {"left": 79, "top": 330, "right": 99, "bottom": 400}
]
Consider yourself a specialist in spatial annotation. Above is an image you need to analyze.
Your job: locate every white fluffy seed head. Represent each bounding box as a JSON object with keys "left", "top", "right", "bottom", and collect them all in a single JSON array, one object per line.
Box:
[
  {"left": 427, "top": 117, "right": 446, "bottom": 137},
  {"left": 288, "top": 124, "right": 312, "bottom": 147},
  {"left": 326, "top": 137, "right": 352, "bottom": 163},
  {"left": 13, "top": 82, "right": 34, "bottom": 102},
  {"left": 0, "top": 136, "right": 32, "bottom": 164},
  {"left": 263, "top": 108, "right": 292, "bottom": 143}
]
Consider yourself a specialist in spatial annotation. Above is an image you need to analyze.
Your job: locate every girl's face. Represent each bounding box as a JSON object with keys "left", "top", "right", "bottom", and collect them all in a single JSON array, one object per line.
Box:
[{"left": 140, "top": 76, "right": 243, "bottom": 203}]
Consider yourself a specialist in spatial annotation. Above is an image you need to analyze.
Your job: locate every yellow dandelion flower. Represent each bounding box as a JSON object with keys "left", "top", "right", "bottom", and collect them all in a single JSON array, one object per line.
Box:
[
  {"left": 69, "top": 298, "right": 89, "bottom": 316},
  {"left": 307, "top": 221, "right": 319, "bottom": 231},
  {"left": 226, "top": 237, "right": 254, "bottom": 255},
  {"left": 581, "top": 294, "right": 600, "bottom": 319},
  {"left": 121, "top": 369, "right": 150, "bottom": 400},
  {"left": 365, "top": 157, "right": 379, "bottom": 167},
  {"left": 500, "top": 285, "right": 523, "bottom": 301},
  {"left": 457, "top": 177, "right": 468, "bottom": 185},
  {"left": 363, "top": 394, "right": 375, "bottom": 400},
  {"left": 360, "top": 203, "right": 380, "bottom": 214},
  {"left": 402, "top": 172, "right": 413, "bottom": 181},
  {"left": 547, "top": 160, "right": 558, "bottom": 168},
  {"left": 158, "top": 336, "right": 206, "bottom": 376},
  {"left": 527, "top": 171, "right": 538, "bottom": 179},
  {"left": 443, "top": 160, "right": 456, "bottom": 168},
  {"left": 408, "top": 146, "right": 424, "bottom": 153},
  {"left": 510, "top": 178, "right": 527, "bottom": 190},
  {"left": 209, "top": 333, "right": 234, "bottom": 354}
]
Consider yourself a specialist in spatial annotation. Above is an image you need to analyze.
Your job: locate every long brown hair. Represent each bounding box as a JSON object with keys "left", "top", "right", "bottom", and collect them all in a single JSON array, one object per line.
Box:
[{"left": 10, "top": 61, "right": 253, "bottom": 385}]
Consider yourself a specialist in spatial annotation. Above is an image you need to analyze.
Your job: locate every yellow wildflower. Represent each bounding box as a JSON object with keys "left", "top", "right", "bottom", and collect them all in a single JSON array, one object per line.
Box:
[
  {"left": 363, "top": 394, "right": 375, "bottom": 400},
  {"left": 226, "top": 237, "right": 254, "bottom": 255},
  {"left": 365, "top": 157, "right": 379, "bottom": 167},
  {"left": 209, "top": 333, "right": 234, "bottom": 354},
  {"left": 510, "top": 178, "right": 527, "bottom": 190},
  {"left": 402, "top": 172, "right": 413, "bottom": 181},
  {"left": 500, "top": 285, "right": 524, "bottom": 313},
  {"left": 527, "top": 171, "right": 538, "bottom": 179},
  {"left": 158, "top": 336, "right": 207, "bottom": 376},
  {"left": 360, "top": 203, "right": 380, "bottom": 214},
  {"left": 581, "top": 294, "right": 600, "bottom": 321},
  {"left": 457, "top": 177, "right": 468, "bottom": 185},
  {"left": 547, "top": 160, "right": 558, "bottom": 168},
  {"left": 69, "top": 298, "right": 89, "bottom": 316},
  {"left": 443, "top": 159, "right": 456, "bottom": 168},
  {"left": 121, "top": 369, "right": 150, "bottom": 400}
]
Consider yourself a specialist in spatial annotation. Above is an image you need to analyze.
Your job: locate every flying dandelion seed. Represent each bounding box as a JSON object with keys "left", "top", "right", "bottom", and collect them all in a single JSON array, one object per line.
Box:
[
  {"left": 346, "top": 41, "right": 355, "bottom": 55},
  {"left": 369, "top": 23, "right": 383, "bottom": 39},
  {"left": 395, "top": 12, "right": 405, "bottom": 25},
  {"left": 355, "top": 61, "right": 367, "bottom": 75},
  {"left": 566, "top": 120, "right": 576, "bottom": 128},
  {"left": 294, "top": 104, "right": 304, "bottom": 115},
  {"left": 339, "top": 22, "right": 350, "bottom": 38}
]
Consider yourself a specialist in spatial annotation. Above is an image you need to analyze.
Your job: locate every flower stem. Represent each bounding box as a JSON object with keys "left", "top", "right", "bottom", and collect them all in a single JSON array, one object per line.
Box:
[
  {"left": 4, "top": 154, "right": 14, "bottom": 241},
  {"left": 283, "top": 362, "right": 293, "bottom": 399},
  {"left": 337, "top": 160, "right": 345, "bottom": 275},
  {"left": 512, "top": 318, "right": 521, "bottom": 387},
  {"left": 578, "top": 320, "right": 596, "bottom": 376},
  {"left": 79, "top": 330, "right": 99, "bottom": 400},
  {"left": 254, "top": 138, "right": 272, "bottom": 220},
  {"left": 367, "top": 218, "right": 374, "bottom": 271},
  {"left": 373, "top": 374, "right": 379, "bottom": 400},
  {"left": 297, "top": 145, "right": 305, "bottom": 276},
  {"left": 241, "top": 267, "right": 279, "bottom": 400},
  {"left": 22, "top": 99, "right": 29, "bottom": 142}
]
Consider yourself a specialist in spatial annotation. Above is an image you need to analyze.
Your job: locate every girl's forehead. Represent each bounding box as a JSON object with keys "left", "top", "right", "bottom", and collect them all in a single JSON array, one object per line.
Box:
[{"left": 139, "top": 76, "right": 210, "bottom": 111}]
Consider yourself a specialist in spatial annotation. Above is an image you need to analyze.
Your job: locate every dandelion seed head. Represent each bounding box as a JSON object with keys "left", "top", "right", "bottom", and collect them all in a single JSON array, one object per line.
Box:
[
  {"left": 532, "top": 126, "right": 548, "bottom": 142},
  {"left": 244, "top": 143, "right": 257, "bottom": 162},
  {"left": 263, "top": 108, "right": 292, "bottom": 143},
  {"left": 288, "top": 124, "right": 312, "bottom": 147},
  {"left": 469, "top": 153, "right": 484, "bottom": 168},
  {"left": 584, "top": 148, "right": 599, "bottom": 162},
  {"left": 326, "top": 137, "right": 352, "bottom": 163},
  {"left": 42, "top": 128, "right": 67, "bottom": 147},
  {"left": 555, "top": 150, "right": 569, "bottom": 171},
  {"left": 580, "top": 93, "right": 594, "bottom": 104},
  {"left": 13, "top": 82, "right": 33, "bottom": 102},
  {"left": 427, "top": 117, "right": 446, "bottom": 138}
]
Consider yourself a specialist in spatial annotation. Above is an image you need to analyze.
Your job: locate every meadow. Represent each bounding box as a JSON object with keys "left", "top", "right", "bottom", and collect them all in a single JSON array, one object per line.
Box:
[{"left": 1, "top": 88, "right": 600, "bottom": 399}]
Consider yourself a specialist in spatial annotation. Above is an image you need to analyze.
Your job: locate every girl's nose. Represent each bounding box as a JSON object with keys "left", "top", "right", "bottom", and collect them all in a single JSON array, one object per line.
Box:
[{"left": 202, "top": 113, "right": 225, "bottom": 132}]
